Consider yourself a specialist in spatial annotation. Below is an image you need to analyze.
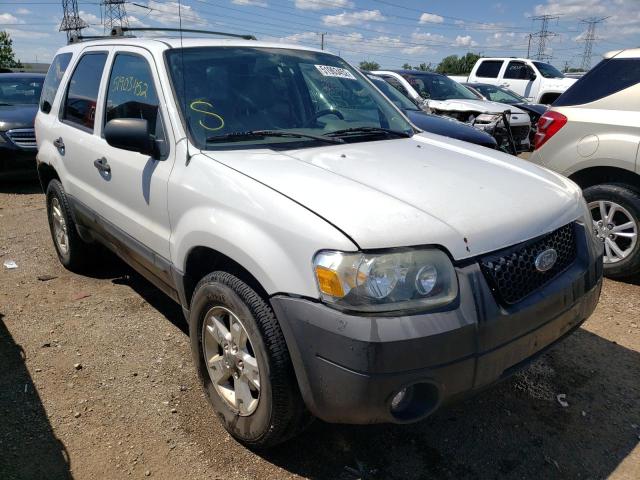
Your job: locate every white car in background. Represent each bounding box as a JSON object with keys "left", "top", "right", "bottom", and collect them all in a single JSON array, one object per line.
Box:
[
  {"left": 450, "top": 57, "right": 576, "bottom": 105},
  {"left": 530, "top": 48, "right": 640, "bottom": 278},
  {"left": 372, "top": 70, "right": 532, "bottom": 153}
]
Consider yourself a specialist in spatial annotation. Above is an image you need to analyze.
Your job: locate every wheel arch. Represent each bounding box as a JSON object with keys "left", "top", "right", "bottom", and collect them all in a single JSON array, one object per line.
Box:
[
  {"left": 36, "top": 161, "right": 60, "bottom": 193},
  {"left": 569, "top": 166, "right": 640, "bottom": 193},
  {"left": 538, "top": 91, "right": 562, "bottom": 105}
]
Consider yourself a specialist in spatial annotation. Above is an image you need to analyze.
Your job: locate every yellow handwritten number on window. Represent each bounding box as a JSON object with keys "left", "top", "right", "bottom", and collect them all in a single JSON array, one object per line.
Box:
[{"left": 190, "top": 100, "right": 225, "bottom": 132}]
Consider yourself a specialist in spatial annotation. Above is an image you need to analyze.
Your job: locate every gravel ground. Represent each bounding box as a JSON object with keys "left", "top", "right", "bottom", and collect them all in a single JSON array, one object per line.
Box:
[{"left": 1, "top": 180, "right": 639, "bottom": 480}]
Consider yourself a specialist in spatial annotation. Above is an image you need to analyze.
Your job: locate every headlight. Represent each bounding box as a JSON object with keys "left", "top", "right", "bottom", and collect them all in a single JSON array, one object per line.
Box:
[{"left": 313, "top": 249, "right": 458, "bottom": 313}]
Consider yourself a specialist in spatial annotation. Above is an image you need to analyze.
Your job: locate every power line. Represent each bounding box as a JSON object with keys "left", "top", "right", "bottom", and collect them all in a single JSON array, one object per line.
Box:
[
  {"left": 530, "top": 14, "right": 559, "bottom": 61},
  {"left": 579, "top": 17, "right": 608, "bottom": 71}
]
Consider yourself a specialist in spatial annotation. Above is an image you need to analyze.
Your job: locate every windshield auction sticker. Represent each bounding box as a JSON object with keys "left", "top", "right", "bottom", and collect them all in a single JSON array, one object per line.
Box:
[{"left": 314, "top": 65, "right": 357, "bottom": 80}]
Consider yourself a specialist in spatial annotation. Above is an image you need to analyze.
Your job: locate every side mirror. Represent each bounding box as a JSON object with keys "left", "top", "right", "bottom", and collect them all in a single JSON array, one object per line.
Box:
[
  {"left": 104, "top": 118, "right": 161, "bottom": 158},
  {"left": 41, "top": 100, "right": 51, "bottom": 114}
]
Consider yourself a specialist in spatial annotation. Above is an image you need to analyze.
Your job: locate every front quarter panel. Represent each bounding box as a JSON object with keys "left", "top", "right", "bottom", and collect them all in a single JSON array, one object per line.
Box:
[{"left": 169, "top": 153, "right": 357, "bottom": 298}]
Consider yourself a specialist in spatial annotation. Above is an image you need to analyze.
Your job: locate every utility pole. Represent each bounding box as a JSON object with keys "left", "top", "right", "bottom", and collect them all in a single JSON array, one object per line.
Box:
[
  {"left": 319, "top": 32, "right": 326, "bottom": 50},
  {"left": 59, "top": 0, "right": 87, "bottom": 43},
  {"left": 530, "top": 14, "right": 559, "bottom": 61},
  {"left": 526, "top": 33, "right": 532, "bottom": 58},
  {"left": 579, "top": 17, "right": 608, "bottom": 71},
  {"left": 102, "top": 0, "right": 129, "bottom": 34}
]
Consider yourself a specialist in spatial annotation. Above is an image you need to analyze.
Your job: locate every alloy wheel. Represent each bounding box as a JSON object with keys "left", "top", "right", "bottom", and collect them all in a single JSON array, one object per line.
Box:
[
  {"left": 589, "top": 200, "right": 638, "bottom": 264},
  {"left": 202, "top": 306, "right": 261, "bottom": 416},
  {"left": 51, "top": 197, "right": 69, "bottom": 255}
]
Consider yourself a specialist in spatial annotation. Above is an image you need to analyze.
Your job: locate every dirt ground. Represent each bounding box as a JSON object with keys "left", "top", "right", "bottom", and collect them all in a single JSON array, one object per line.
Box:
[{"left": 1, "top": 179, "right": 639, "bottom": 480}]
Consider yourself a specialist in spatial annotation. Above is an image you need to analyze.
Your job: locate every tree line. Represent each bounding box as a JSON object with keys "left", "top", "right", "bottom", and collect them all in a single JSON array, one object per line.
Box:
[{"left": 359, "top": 52, "right": 481, "bottom": 74}]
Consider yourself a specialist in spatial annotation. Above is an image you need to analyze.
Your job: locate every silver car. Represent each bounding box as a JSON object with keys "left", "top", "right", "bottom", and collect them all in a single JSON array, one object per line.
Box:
[{"left": 530, "top": 48, "right": 640, "bottom": 278}]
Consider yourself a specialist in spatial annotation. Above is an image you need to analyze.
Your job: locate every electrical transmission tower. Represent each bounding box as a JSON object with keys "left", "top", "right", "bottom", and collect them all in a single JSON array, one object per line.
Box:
[
  {"left": 579, "top": 17, "right": 608, "bottom": 71},
  {"left": 530, "top": 14, "right": 559, "bottom": 61},
  {"left": 59, "top": 0, "right": 88, "bottom": 42},
  {"left": 102, "top": 0, "right": 129, "bottom": 33}
]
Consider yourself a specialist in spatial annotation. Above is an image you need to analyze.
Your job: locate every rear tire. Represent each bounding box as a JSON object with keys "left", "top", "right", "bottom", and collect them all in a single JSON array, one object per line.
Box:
[
  {"left": 188, "top": 271, "right": 310, "bottom": 449},
  {"left": 45, "top": 179, "right": 92, "bottom": 272},
  {"left": 583, "top": 183, "right": 640, "bottom": 279}
]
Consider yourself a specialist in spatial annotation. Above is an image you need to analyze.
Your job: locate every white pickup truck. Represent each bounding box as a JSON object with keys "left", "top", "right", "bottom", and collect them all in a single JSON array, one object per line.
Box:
[{"left": 450, "top": 57, "right": 576, "bottom": 104}]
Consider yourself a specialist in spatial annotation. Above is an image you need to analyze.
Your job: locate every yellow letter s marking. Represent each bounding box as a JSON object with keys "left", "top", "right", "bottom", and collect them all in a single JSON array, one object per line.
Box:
[{"left": 189, "top": 100, "right": 225, "bottom": 131}]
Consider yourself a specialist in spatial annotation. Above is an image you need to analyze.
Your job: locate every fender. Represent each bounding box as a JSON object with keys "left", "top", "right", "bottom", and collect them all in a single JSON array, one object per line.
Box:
[{"left": 168, "top": 154, "right": 357, "bottom": 299}]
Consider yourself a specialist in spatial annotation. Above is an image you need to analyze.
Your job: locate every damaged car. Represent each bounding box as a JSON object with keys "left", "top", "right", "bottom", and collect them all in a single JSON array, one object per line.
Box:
[{"left": 372, "top": 70, "right": 531, "bottom": 154}]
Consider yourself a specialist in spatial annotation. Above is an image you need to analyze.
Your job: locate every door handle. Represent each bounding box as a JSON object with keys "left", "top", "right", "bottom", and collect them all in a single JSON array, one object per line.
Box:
[
  {"left": 53, "top": 137, "right": 65, "bottom": 154},
  {"left": 93, "top": 157, "right": 111, "bottom": 174}
]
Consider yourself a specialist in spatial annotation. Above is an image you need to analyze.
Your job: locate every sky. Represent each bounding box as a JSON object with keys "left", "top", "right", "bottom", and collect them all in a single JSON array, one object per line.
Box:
[{"left": 2, "top": 0, "right": 639, "bottom": 70}]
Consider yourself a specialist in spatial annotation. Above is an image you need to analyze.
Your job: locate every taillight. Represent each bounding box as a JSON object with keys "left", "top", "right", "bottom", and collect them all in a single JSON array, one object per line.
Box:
[{"left": 534, "top": 111, "right": 567, "bottom": 150}]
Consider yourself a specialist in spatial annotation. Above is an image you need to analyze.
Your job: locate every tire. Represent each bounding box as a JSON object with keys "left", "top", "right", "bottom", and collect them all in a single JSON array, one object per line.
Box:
[
  {"left": 188, "top": 271, "right": 310, "bottom": 448},
  {"left": 45, "top": 179, "right": 92, "bottom": 272},
  {"left": 583, "top": 183, "right": 640, "bottom": 279}
]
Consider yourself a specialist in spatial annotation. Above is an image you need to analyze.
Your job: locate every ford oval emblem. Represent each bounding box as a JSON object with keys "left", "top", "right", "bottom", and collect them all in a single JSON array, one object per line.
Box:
[{"left": 535, "top": 248, "right": 558, "bottom": 272}]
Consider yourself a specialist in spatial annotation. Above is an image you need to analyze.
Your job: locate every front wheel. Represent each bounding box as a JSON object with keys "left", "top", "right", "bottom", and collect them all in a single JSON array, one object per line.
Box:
[
  {"left": 188, "top": 271, "right": 310, "bottom": 448},
  {"left": 584, "top": 183, "right": 640, "bottom": 279}
]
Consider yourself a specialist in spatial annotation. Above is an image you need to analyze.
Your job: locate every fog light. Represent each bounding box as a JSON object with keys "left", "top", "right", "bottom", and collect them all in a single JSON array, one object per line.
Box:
[{"left": 391, "top": 388, "right": 408, "bottom": 411}]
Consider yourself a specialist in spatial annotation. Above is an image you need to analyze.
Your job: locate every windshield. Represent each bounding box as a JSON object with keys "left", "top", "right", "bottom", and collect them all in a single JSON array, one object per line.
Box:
[
  {"left": 165, "top": 47, "right": 413, "bottom": 149},
  {"left": 367, "top": 75, "right": 419, "bottom": 111},
  {"left": 0, "top": 76, "right": 43, "bottom": 105},
  {"left": 472, "top": 84, "right": 525, "bottom": 104},
  {"left": 401, "top": 73, "right": 478, "bottom": 101},
  {"left": 532, "top": 62, "right": 564, "bottom": 79}
]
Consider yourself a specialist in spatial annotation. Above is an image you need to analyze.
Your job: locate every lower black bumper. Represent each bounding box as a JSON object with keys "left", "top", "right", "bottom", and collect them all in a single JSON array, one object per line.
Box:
[
  {"left": 0, "top": 146, "right": 37, "bottom": 177},
  {"left": 270, "top": 223, "right": 603, "bottom": 424}
]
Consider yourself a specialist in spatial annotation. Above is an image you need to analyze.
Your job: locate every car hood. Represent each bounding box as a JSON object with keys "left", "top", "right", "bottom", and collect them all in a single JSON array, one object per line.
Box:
[
  {"left": 0, "top": 104, "right": 38, "bottom": 131},
  {"left": 543, "top": 77, "right": 576, "bottom": 91},
  {"left": 515, "top": 103, "right": 547, "bottom": 117},
  {"left": 404, "top": 109, "right": 497, "bottom": 148},
  {"left": 427, "top": 98, "right": 526, "bottom": 115},
  {"left": 202, "top": 135, "right": 583, "bottom": 259}
]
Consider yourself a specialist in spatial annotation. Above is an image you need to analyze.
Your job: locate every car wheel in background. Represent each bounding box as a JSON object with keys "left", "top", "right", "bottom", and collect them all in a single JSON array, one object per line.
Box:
[
  {"left": 584, "top": 183, "right": 640, "bottom": 279},
  {"left": 188, "top": 271, "right": 310, "bottom": 448},
  {"left": 45, "top": 179, "right": 92, "bottom": 272}
]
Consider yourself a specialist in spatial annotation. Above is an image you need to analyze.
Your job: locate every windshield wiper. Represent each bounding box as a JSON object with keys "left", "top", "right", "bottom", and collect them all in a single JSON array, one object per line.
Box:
[
  {"left": 206, "top": 130, "right": 344, "bottom": 144},
  {"left": 324, "top": 127, "right": 412, "bottom": 138}
]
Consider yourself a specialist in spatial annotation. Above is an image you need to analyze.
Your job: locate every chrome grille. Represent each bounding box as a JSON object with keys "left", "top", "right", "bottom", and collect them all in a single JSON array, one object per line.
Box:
[
  {"left": 6, "top": 128, "right": 37, "bottom": 150},
  {"left": 479, "top": 223, "right": 578, "bottom": 305}
]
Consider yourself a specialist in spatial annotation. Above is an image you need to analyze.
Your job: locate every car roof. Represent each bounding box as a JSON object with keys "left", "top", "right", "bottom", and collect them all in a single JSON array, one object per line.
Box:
[
  {"left": 0, "top": 72, "right": 46, "bottom": 78},
  {"left": 388, "top": 70, "right": 442, "bottom": 76},
  {"left": 604, "top": 48, "right": 640, "bottom": 59},
  {"left": 58, "top": 36, "right": 328, "bottom": 55}
]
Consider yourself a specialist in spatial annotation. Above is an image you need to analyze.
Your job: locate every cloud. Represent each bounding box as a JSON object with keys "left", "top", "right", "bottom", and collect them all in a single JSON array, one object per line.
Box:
[
  {"left": 454, "top": 35, "right": 478, "bottom": 47},
  {"left": 323, "top": 9, "right": 386, "bottom": 27},
  {"left": 128, "top": 1, "right": 207, "bottom": 26},
  {"left": 419, "top": 13, "right": 444, "bottom": 24},
  {"left": 126, "top": 15, "right": 150, "bottom": 28},
  {"left": 232, "top": 0, "right": 268, "bottom": 6},
  {"left": 16, "top": 8, "right": 31, "bottom": 15},
  {"left": 0, "top": 13, "right": 22, "bottom": 24},
  {"left": 295, "top": 0, "right": 353, "bottom": 9},
  {"left": 533, "top": 0, "right": 606, "bottom": 17}
]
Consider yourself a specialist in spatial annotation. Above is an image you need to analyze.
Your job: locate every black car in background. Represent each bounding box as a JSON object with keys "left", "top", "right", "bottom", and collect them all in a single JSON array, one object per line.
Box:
[
  {"left": 463, "top": 82, "right": 548, "bottom": 144},
  {"left": 0, "top": 73, "right": 45, "bottom": 178},
  {"left": 365, "top": 73, "right": 498, "bottom": 149}
]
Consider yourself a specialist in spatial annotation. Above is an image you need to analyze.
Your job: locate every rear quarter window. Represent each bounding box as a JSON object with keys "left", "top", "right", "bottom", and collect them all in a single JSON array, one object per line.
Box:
[
  {"left": 475, "top": 60, "right": 503, "bottom": 78},
  {"left": 40, "top": 52, "right": 72, "bottom": 113},
  {"left": 555, "top": 58, "right": 640, "bottom": 107}
]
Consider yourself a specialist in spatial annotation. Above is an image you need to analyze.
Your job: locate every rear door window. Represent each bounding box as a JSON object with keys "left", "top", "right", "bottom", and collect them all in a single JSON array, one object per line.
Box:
[
  {"left": 61, "top": 52, "right": 108, "bottom": 131},
  {"left": 104, "top": 53, "right": 162, "bottom": 138},
  {"left": 554, "top": 58, "right": 640, "bottom": 106},
  {"left": 475, "top": 60, "right": 503, "bottom": 78},
  {"left": 504, "top": 61, "right": 529, "bottom": 80},
  {"left": 40, "top": 52, "right": 72, "bottom": 113}
]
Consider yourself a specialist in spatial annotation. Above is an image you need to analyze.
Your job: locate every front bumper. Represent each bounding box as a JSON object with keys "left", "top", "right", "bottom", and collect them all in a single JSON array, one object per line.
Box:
[
  {"left": 271, "top": 223, "right": 603, "bottom": 424},
  {"left": 0, "top": 139, "right": 37, "bottom": 176}
]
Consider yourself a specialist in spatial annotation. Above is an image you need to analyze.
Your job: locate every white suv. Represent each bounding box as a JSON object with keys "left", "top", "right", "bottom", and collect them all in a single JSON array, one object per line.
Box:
[
  {"left": 36, "top": 34, "right": 603, "bottom": 448},
  {"left": 530, "top": 48, "right": 640, "bottom": 278}
]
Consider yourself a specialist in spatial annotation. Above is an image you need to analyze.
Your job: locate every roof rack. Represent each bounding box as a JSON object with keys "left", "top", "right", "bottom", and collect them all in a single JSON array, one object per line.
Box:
[
  {"left": 68, "top": 34, "right": 114, "bottom": 44},
  {"left": 110, "top": 27, "right": 256, "bottom": 41}
]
